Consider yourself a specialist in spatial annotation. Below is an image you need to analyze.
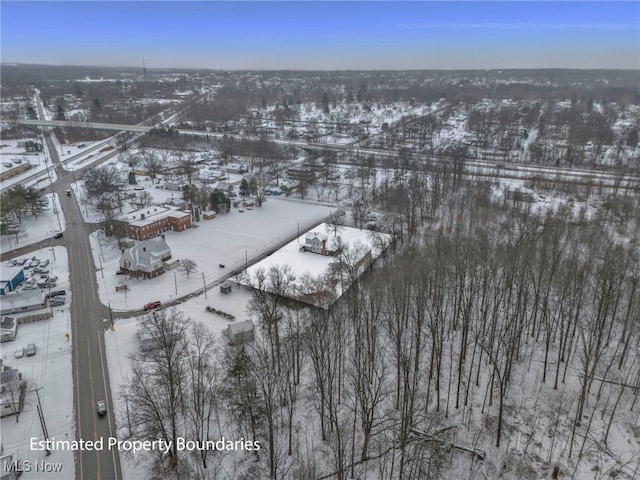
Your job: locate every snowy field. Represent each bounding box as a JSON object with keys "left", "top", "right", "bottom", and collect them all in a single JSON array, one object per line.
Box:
[
  {"left": 0, "top": 247, "right": 74, "bottom": 479},
  {"left": 91, "top": 197, "right": 334, "bottom": 311},
  {"left": 0, "top": 138, "right": 54, "bottom": 191}
]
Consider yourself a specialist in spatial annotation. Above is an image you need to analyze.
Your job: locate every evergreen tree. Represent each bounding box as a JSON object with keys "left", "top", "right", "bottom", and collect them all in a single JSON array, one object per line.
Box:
[{"left": 239, "top": 178, "right": 250, "bottom": 199}]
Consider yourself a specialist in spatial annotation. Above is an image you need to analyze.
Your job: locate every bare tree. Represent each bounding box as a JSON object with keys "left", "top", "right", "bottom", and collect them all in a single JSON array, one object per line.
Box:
[
  {"left": 178, "top": 258, "right": 198, "bottom": 279},
  {"left": 120, "top": 308, "right": 190, "bottom": 471}
]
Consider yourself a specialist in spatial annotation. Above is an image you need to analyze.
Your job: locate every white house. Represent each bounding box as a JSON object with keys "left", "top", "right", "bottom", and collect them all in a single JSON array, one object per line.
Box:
[
  {"left": 301, "top": 231, "right": 340, "bottom": 256},
  {"left": 0, "top": 360, "right": 22, "bottom": 418},
  {"left": 119, "top": 236, "right": 172, "bottom": 279}
]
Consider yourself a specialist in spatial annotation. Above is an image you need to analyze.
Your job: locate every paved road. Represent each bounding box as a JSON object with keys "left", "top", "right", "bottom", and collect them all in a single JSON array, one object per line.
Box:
[{"left": 7, "top": 126, "right": 123, "bottom": 480}]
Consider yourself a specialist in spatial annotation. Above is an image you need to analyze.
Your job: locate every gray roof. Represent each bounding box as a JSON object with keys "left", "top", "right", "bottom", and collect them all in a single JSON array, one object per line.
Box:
[
  {"left": 227, "top": 320, "right": 254, "bottom": 336},
  {"left": 123, "top": 237, "right": 171, "bottom": 269}
]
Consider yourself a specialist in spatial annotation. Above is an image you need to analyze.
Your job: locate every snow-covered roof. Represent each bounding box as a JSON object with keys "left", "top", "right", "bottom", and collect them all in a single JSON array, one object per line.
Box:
[
  {"left": 243, "top": 223, "right": 392, "bottom": 307},
  {"left": 120, "top": 205, "right": 183, "bottom": 227},
  {"left": 122, "top": 237, "right": 171, "bottom": 269},
  {"left": 0, "top": 266, "right": 23, "bottom": 282},
  {"left": 305, "top": 231, "right": 327, "bottom": 242}
]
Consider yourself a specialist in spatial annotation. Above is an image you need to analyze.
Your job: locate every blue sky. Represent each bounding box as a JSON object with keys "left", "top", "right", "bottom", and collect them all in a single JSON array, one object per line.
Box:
[{"left": 1, "top": 1, "right": 638, "bottom": 69}]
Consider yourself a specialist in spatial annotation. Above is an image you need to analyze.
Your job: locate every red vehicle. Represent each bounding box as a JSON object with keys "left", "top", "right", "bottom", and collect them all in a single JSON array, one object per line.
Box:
[{"left": 144, "top": 301, "right": 162, "bottom": 311}]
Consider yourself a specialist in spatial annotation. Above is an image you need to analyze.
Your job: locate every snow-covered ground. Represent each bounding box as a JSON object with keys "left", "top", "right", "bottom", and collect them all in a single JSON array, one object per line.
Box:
[
  {"left": 0, "top": 193, "right": 66, "bottom": 254},
  {"left": 0, "top": 246, "right": 74, "bottom": 479},
  {"left": 243, "top": 222, "right": 392, "bottom": 306},
  {"left": 0, "top": 139, "right": 55, "bottom": 191},
  {"left": 92, "top": 197, "right": 334, "bottom": 311},
  {"left": 101, "top": 199, "right": 346, "bottom": 479}
]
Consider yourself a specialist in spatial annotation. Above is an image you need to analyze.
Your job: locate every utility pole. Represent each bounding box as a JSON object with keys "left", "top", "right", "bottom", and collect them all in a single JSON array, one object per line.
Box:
[
  {"left": 108, "top": 301, "right": 114, "bottom": 330},
  {"left": 33, "top": 387, "right": 51, "bottom": 455},
  {"left": 202, "top": 272, "right": 207, "bottom": 299}
]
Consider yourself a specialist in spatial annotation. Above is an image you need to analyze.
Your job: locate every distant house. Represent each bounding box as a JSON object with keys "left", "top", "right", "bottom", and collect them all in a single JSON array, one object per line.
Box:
[
  {"left": 212, "top": 181, "right": 233, "bottom": 193},
  {"left": 115, "top": 205, "right": 191, "bottom": 241},
  {"left": 506, "top": 188, "right": 537, "bottom": 203},
  {"left": 165, "top": 198, "right": 187, "bottom": 210},
  {"left": 0, "top": 268, "right": 24, "bottom": 295},
  {"left": 164, "top": 181, "right": 186, "bottom": 191},
  {"left": 119, "top": 236, "right": 172, "bottom": 279},
  {"left": 0, "top": 359, "right": 23, "bottom": 418},
  {"left": 224, "top": 163, "right": 246, "bottom": 174},
  {"left": 301, "top": 232, "right": 339, "bottom": 256},
  {"left": 304, "top": 232, "right": 328, "bottom": 255},
  {"left": 0, "top": 316, "right": 18, "bottom": 342},
  {"left": 224, "top": 320, "right": 255, "bottom": 346}
]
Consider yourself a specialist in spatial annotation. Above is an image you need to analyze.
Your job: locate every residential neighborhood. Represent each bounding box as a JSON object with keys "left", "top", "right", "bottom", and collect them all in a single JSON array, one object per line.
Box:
[{"left": 1, "top": 3, "right": 639, "bottom": 479}]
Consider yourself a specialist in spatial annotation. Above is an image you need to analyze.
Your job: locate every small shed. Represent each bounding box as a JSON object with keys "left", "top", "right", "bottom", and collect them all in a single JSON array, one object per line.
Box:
[
  {"left": 137, "top": 324, "right": 159, "bottom": 352},
  {"left": 224, "top": 320, "right": 255, "bottom": 346},
  {"left": 0, "top": 316, "right": 18, "bottom": 342},
  {"left": 220, "top": 282, "right": 232, "bottom": 294}
]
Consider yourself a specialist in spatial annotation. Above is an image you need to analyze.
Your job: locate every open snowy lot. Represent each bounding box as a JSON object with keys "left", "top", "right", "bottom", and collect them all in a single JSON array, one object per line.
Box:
[
  {"left": 0, "top": 193, "right": 66, "bottom": 254},
  {"left": 91, "top": 197, "right": 334, "bottom": 311}
]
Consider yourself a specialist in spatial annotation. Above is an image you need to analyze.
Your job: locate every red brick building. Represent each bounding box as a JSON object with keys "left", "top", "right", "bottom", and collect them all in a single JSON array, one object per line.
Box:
[{"left": 116, "top": 206, "right": 192, "bottom": 241}]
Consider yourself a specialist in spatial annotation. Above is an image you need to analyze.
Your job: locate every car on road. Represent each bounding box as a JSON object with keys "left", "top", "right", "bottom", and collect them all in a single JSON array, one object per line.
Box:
[
  {"left": 53, "top": 232, "right": 63, "bottom": 239},
  {"left": 144, "top": 301, "right": 162, "bottom": 311},
  {"left": 25, "top": 343, "right": 37, "bottom": 356},
  {"left": 15, "top": 347, "right": 25, "bottom": 358},
  {"left": 66, "top": 190, "right": 72, "bottom": 196},
  {"left": 96, "top": 400, "right": 107, "bottom": 417}
]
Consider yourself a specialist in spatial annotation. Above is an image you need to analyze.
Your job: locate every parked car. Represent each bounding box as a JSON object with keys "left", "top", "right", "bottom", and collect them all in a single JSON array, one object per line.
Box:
[
  {"left": 16, "top": 258, "right": 27, "bottom": 266},
  {"left": 40, "top": 259, "right": 50, "bottom": 267},
  {"left": 50, "top": 298, "right": 65, "bottom": 307},
  {"left": 15, "top": 347, "right": 25, "bottom": 358},
  {"left": 116, "top": 268, "right": 125, "bottom": 275},
  {"left": 144, "top": 301, "right": 162, "bottom": 311},
  {"left": 34, "top": 268, "right": 49, "bottom": 275},
  {"left": 25, "top": 343, "right": 36, "bottom": 356},
  {"left": 96, "top": 400, "right": 107, "bottom": 417},
  {"left": 7, "top": 259, "right": 17, "bottom": 267},
  {"left": 47, "top": 290, "right": 66, "bottom": 298},
  {"left": 53, "top": 232, "right": 63, "bottom": 239}
]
